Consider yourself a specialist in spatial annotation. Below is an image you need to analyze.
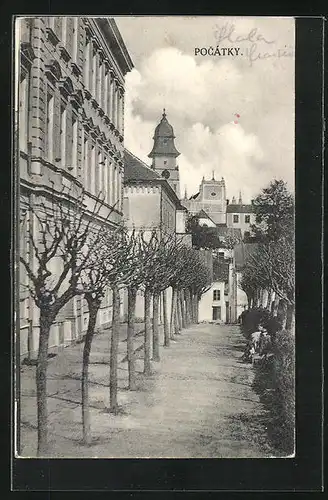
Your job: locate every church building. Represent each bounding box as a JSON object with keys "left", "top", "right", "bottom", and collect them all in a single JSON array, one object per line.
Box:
[
  {"left": 148, "top": 109, "right": 181, "bottom": 197},
  {"left": 181, "top": 173, "right": 227, "bottom": 225}
]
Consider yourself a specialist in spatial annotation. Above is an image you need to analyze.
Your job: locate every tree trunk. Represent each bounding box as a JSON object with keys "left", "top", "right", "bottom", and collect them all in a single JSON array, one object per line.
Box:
[
  {"left": 177, "top": 291, "right": 182, "bottom": 333},
  {"left": 192, "top": 292, "right": 198, "bottom": 323},
  {"left": 170, "top": 287, "right": 177, "bottom": 340},
  {"left": 195, "top": 296, "right": 200, "bottom": 323},
  {"left": 259, "top": 289, "right": 264, "bottom": 308},
  {"left": 174, "top": 291, "right": 180, "bottom": 335},
  {"left": 247, "top": 294, "right": 252, "bottom": 310},
  {"left": 82, "top": 294, "right": 100, "bottom": 445},
  {"left": 272, "top": 294, "right": 280, "bottom": 316},
  {"left": 127, "top": 286, "right": 137, "bottom": 390},
  {"left": 286, "top": 303, "right": 295, "bottom": 331},
  {"left": 267, "top": 290, "right": 273, "bottom": 311},
  {"left": 163, "top": 289, "right": 170, "bottom": 347},
  {"left": 277, "top": 299, "right": 287, "bottom": 330},
  {"left": 36, "top": 310, "right": 53, "bottom": 456},
  {"left": 109, "top": 285, "right": 120, "bottom": 413},
  {"left": 144, "top": 287, "right": 152, "bottom": 375},
  {"left": 179, "top": 289, "right": 186, "bottom": 329},
  {"left": 192, "top": 293, "right": 198, "bottom": 323},
  {"left": 185, "top": 288, "right": 191, "bottom": 326},
  {"left": 152, "top": 292, "right": 160, "bottom": 361},
  {"left": 190, "top": 293, "right": 194, "bottom": 323}
]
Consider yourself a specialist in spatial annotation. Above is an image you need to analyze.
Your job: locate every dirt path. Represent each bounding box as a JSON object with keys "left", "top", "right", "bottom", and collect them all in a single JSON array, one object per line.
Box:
[{"left": 20, "top": 323, "right": 275, "bottom": 458}]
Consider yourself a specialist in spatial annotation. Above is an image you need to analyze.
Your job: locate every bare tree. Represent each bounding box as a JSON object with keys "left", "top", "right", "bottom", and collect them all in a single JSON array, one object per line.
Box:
[
  {"left": 124, "top": 230, "right": 149, "bottom": 390},
  {"left": 138, "top": 230, "right": 167, "bottom": 375},
  {"left": 240, "top": 236, "right": 295, "bottom": 329},
  {"left": 138, "top": 230, "right": 179, "bottom": 372},
  {"left": 80, "top": 225, "right": 126, "bottom": 444},
  {"left": 19, "top": 186, "right": 111, "bottom": 455},
  {"left": 101, "top": 228, "right": 138, "bottom": 413},
  {"left": 150, "top": 232, "right": 180, "bottom": 360}
]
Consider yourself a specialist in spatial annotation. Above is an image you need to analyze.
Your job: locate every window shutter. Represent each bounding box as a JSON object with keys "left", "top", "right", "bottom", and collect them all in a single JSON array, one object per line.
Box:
[
  {"left": 65, "top": 106, "right": 73, "bottom": 167},
  {"left": 53, "top": 94, "right": 61, "bottom": 162}
]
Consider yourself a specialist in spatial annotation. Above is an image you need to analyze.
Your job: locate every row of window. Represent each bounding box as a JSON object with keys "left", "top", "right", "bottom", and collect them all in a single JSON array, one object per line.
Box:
[
  {"left": 19, "top": 75, "right": 122, "bottom": 208},
  {"left": 46, "top": 17, "right": 124, "bottom": 133},
  {"left": 233, "top": 214, "right": 251, "bottom": 224},
  {"left": 48, "top": 17, "right": 79, "bottom": 64},
  {"left": 83, "top": 34, "right": 124, "bottom": 131}
]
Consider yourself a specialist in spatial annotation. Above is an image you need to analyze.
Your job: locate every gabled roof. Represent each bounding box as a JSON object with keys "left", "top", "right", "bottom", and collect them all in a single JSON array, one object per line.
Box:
[
  {"left": 124, "top": 150, "right": 161, "bottom": 181},
  {"left": 226, "top": 204, "right": 254, "bottom": 213},
  {"left": 124, "top": 149, "right": 184, "bottom": 208},
  {"left": 195, "top": 210, "right": 217, "bottom": 227}
]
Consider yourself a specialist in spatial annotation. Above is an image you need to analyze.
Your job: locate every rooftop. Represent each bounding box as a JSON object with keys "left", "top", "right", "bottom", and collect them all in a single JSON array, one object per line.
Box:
[
  {"left": 226, "top": 204, "right": 254, "bottom": 214},
  {"left": 124, "top": 149, "right": 185, "bottom": 209},
  {"left": 124, "top": 150, "right": 160, "bottom": 182},
  {"left": 148, "top": 110, "right": 180, "bottom": 158}
]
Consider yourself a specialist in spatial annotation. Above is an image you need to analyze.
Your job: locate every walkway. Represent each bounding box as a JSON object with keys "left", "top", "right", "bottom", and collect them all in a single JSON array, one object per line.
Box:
[{"left": 19, "top": 323, "right": 275, "bottom": 457}]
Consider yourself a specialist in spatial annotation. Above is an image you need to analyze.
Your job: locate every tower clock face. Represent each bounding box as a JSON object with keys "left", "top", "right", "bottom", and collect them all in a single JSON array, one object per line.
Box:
[{"left": 162, "top": 169, "right": 170, "bottom": 179}]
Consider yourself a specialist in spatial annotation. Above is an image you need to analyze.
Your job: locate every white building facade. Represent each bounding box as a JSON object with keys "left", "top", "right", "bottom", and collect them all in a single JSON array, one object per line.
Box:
[{"left": 18, "top": 17, "right": 133, "bottom": 358}]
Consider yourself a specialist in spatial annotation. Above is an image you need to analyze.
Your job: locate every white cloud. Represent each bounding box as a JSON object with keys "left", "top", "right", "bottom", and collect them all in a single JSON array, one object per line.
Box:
[{"left": 123, "top": 35, "right": 294, "bottom": 201}]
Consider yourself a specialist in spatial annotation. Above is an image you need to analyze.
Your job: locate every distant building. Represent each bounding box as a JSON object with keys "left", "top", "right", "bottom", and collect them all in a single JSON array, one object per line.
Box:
[
  {"left": 226, "top": 193, "right": 256, "bottom": 238},
  {"left": 198, "top": 258, "right": 230, "bottom": 323},
  {"left": 123, "top": 149, "right": 188, "bottom": 240},
  {"left": 195, "top": 209, "right": 217, "bottom": 228},
  {"left": 181, "top": 173, "right": 227, "bottom": 224}
]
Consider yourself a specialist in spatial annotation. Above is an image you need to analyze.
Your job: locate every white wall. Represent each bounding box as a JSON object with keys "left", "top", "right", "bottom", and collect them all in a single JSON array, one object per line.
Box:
[
  {"left": 236, "top": 271, "right": 248, "bottom": 320},
  {"left": 176, "top": 209, "right": 186, "bottom": 233},
  {"left": 199, "top": 281, "right": 226, "bottom": 323}
]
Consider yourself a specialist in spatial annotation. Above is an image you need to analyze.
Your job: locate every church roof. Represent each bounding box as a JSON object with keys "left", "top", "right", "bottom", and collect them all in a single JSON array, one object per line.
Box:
[
  {"left": 148, "top": 110, "right": 180, "bottom": 158},
  {"left": 226, "top": 203, "right": 254, "bottom": 213},
  {"left": 124, "top": 149, "right": 185, "bottom": 209},
  {"left": 124, "top": 150, "right": 161, "bottom": 181}
]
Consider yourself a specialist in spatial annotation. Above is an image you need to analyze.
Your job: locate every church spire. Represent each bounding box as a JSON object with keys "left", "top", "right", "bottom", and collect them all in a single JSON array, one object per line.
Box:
[
  {"left": 148, "top": 110, "right": 180, "bottom": 158},
  {"left": 184, "top": 185, "right": 188, "bottom": 200},
  {"left": 238, "top": 191, "right": 243, "bottom": 204},
  {"left": 148, "top": 110, "right": 181, "bottom": 197}
]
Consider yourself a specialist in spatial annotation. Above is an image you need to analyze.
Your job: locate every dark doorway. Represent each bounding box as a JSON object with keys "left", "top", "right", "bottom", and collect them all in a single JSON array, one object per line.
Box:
[{"left": 212, "top": 306, "right": 221, "bottom": 320}]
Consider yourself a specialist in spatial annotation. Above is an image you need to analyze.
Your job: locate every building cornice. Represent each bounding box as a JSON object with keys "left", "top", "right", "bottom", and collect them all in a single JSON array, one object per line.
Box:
[{"left": 124, "top": 178, "right": 182, "bottom": 208}]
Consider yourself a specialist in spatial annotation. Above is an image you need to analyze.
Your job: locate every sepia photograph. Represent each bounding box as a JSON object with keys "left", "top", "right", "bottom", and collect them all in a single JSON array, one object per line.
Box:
[{"left": 14, "top": 15, "right": 295, "bottom": 459}]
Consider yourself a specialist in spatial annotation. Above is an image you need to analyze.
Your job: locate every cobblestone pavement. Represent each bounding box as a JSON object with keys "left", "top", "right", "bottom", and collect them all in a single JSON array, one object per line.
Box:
[{"left": 18, "top": 322, "right": 276, "bottom": 458}]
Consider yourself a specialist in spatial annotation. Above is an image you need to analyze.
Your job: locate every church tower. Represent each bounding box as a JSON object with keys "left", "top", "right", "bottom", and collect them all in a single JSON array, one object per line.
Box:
[{"left": 148, "top": 110, "right": 181, "bottom": 196}]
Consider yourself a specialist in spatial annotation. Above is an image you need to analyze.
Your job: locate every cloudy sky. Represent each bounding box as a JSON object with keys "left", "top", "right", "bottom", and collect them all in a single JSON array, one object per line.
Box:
[{"left": 115, "top": 16, "right": 295, "bottom": 202}]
